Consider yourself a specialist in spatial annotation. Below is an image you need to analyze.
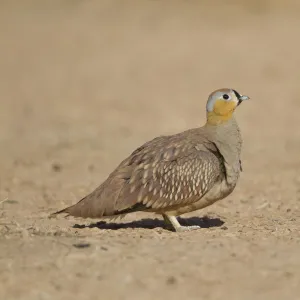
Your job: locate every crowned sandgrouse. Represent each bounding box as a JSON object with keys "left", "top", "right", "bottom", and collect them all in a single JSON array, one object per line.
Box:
[{"left": 53, "top": 88, "right": 249, "bottom": 232}]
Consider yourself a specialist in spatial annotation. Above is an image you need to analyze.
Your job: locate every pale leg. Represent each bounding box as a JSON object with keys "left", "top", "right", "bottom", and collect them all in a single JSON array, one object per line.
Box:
[{"left": 162, "top": 214, "right": 201, "bottom": 232}]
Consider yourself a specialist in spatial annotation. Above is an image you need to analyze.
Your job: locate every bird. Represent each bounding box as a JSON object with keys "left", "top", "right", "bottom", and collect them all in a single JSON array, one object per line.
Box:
[{"left": 52, "top": 88, "right": 249, "bottom": 232}]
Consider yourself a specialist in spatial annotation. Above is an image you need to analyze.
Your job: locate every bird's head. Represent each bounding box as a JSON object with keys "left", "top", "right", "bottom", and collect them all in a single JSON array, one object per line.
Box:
[{"left": 206, "top": 88, "right": 249, "bottom": 125}]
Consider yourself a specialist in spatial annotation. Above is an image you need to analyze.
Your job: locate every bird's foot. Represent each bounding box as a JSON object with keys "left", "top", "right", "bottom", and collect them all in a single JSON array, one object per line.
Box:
[
  {"left": 175, "top": 225, "right": 201, "bottom": 232},
  {"left": 162, "top": 214, "right": 201, "bottom": 232}
]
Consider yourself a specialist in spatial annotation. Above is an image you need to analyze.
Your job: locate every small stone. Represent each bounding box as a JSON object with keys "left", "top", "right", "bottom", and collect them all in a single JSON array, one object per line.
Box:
[
  {"left": 3, "top": 200, "right": 18, "bottom": 204},
  {"left": 166, "top": 276, "right": 177, "bottom": 285},
  {"left": 221, "top": 226, "right": 228, "bottom": 230},
  {"left": 73, "top": 243, "right": 90, "bottom": 249},
  {"left": 52, "top": 163, "right": 62, "bottom": 172},
  {"left": 284, "top": 271, "right": 293, "bottom": 278},
  {"left": 88, "top": 164, "right": 95, "bottom": 171}
]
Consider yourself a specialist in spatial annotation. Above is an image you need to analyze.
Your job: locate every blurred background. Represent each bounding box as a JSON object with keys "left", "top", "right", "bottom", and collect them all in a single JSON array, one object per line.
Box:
[
  {"left": 1, "top": 1, "right": 300, "bottom": 299},
  {"left": 1, "top": 0, "right": 300, "bottom": 208}
]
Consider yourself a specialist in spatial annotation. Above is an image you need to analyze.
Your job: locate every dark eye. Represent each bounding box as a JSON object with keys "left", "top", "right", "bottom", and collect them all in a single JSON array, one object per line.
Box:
[{"left": 223, "top": 94, "right": 229, "bottom": 100}]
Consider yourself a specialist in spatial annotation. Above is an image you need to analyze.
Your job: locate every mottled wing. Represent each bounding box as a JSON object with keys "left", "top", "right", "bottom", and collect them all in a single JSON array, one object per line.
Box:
[
  {"left": 54, "top": 134, "right": 223, "bottom": 218},
  {"left": 117, "top": 142, "right": 222, "bottom": 211}
]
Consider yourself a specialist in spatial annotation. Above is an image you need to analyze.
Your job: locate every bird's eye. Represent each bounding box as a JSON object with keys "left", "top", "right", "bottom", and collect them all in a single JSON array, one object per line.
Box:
[{"left": 223, "top": 94, "right": 229, "bottom": 100}]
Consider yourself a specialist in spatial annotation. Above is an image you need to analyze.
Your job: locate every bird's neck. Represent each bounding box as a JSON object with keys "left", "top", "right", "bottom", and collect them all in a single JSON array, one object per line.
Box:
[
  {"left": 204, "top": 115, "right": 241, "bottom": 145},
  {"left": 206, "top": 111, "right": 234, "bottom": 125},
  {"left": 204, "top": 115, "right": 242, "bottom": 168},
  {"left": 203, "top": 116, "right": 242, "bottom": 185}
]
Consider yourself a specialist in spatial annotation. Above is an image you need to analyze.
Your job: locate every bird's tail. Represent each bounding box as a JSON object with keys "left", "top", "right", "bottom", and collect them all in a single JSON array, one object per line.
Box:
[
  {"left": 49, "top": 196, "right": 90, "bottom": 218},
  {"left": 49, "top": 206, "right": 71, "bottom": 217},
  {"left": 50, "top": 196, "right": 146, "bottom": 220}
]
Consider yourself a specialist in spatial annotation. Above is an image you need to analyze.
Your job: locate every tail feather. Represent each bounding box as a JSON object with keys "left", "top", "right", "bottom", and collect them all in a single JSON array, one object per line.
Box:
[
  {"left": 50, "top": 174, "right": 149, "bottom": 219},
  {"left": 50, "top": 206, "right": 72, "bottom": 217},
  {"left": 50, "top": 195, "right": 97, "bottom": 218},
  {"left": 50, "top": 196, "right": 147, "bottom": 219},
  {"left": 49, "top": 204, "right": 76, "bottom": 219}
]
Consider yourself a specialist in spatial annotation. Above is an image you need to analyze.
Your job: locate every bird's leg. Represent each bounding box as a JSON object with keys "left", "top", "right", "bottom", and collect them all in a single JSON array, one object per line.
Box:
[
  {"left": 162, "top": 214, "right": 201, "bottom": 232},
  {"left": 162, "top": 214, "right": 174, "bottom": 231}
]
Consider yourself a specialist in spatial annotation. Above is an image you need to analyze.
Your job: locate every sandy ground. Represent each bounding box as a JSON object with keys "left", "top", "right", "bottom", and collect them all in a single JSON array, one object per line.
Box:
[{"left": 1, "top": 1, "right": 300, "bottom": 299}]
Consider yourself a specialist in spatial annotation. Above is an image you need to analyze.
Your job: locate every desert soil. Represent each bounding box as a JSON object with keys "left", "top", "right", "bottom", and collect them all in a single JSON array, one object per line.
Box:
[{"left": 1, "top": 1, "right": 300, "bottom": 299}]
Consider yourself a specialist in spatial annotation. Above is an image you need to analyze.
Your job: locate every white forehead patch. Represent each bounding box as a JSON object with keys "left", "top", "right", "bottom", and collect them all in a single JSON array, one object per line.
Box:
[
  {"left": 206, "top": 97, "right": 215, "bottom": 112},
  {"left": 206, "top": 91, "right": 226, "bottom": 112}
]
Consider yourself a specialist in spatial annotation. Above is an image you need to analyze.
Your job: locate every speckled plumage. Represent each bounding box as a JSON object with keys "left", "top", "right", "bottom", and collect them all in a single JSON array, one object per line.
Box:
[{"left": 53, "top": 88, "right": 249, "bottom": 232}]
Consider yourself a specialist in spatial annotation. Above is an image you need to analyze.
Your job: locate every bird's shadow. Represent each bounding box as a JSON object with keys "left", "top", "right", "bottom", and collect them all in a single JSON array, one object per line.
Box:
[{"left": 73, "top": 216, "right": 224, "bottom": 231}]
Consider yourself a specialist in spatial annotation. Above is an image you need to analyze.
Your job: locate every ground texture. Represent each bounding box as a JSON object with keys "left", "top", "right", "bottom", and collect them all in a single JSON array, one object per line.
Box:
[{"left": 1, "top": 1, "right": 300, "bottom": 299}]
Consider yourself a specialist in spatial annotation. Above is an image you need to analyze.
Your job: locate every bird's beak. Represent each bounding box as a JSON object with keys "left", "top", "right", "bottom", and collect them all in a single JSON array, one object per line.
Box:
[
  {"left": 237, "top": 94, "right": 250, "bottom": 105},
  {"left": 239, "top": 95, "right": 250, "bottom": 101}
]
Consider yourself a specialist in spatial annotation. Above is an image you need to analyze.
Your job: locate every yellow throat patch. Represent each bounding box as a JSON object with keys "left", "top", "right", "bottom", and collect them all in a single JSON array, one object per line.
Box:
[{"left": 207, "top": 99, "right": 236, "bottom": 125}]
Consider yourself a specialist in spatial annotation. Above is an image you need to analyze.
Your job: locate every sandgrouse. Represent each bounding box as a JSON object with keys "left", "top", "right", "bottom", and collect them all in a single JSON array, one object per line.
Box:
[{"left": 53, "top": 88, "right": 249, "bottom": 232}]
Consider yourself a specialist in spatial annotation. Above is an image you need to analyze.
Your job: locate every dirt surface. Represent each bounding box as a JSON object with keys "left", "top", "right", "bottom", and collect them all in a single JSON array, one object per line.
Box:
[{"left": 1, "top": 1, "right": 300, "bottom": 299}]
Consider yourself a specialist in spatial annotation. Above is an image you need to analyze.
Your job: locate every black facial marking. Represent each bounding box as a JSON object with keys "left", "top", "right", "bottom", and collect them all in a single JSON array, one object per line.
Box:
[
  {"left": 233, "top": 89, "right": 241, "bottom": 99},
  {"left": 233, "top": 89, "right": 242, "bottom": 105}
]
